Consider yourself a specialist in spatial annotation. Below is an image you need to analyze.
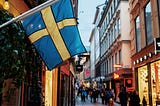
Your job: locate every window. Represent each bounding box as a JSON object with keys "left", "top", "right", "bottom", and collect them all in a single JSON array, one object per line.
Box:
[
  {"left": 107, "top": 60, "right": 109, "bottom": 74},
  {"left": 117, "top": 18, "right": 121, "bottom": 35},
  {"left": 109, "top": 58, "right": 111, "bottom": 73},
  {"left": 144, "top": 2, "right": 153, "bottom": 45},
  {"left": 119, "top": 50, "right": 121, "bottom": 64},
  {"left": 115, "top": 53, "right": 117, "bottom": 64},
  {"left": 106, "top": 17, "right": 108, "bottom": 26},
  {"left": 106, "top": 37, "right": 108, "bottom": 49},
  {"left": 104, "top": 38, "right": 107, "bottom": 52},
  {"left": 111, "top": 28, "right": 113, "bottom": 44},
  {"left": 114, "top": 23, "right": 117, "bottom": 39},
  {"left": 109, "top": 12, "right": 110, "bottom": 21},
  {"left": 111, "top": 6, "right": 113, "bottom": 16},
  {"left": 109, "top": 33, "right": 111, "bottom": 46},
  {"left": 158, "top": 0, "right": 160, "bottom": 27},
  {"left": 135, "top": 16, "right": 141, "bottom": 52},
  {"left": 104, "top": 61, "right": 106, "bottom": 75},
  {"left": 115, "top": 0, "right": 117, "bottom": 9},
  {"left": 112, "top": 56, "right": 114, "bottom": 72}
]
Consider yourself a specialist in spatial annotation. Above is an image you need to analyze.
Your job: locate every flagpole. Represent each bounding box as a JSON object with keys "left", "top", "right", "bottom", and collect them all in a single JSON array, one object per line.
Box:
[{"left": 0, "top": 0, "right": 59, "bottom": 29}]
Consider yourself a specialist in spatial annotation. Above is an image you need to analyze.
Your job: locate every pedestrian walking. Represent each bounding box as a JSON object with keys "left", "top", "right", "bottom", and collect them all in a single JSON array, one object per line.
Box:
[
  {"left": 107, "top": 89, "right": 114, "bottom": 106},
  {"left": 142, "top": 96, "right": 147, "bottom": 106},
  {"left": 100, "top": 85, "right": 105, "bottom": 104},
  {"left": 77, "top": 86, "right": 82, "bottom": 96},
  {"left": 128, "top": 91, "right": 133, "bottom": 106},
  {"left": 88, "top": 87, "right": 93, "bottom": 102},
  {"left": 129, "top": 90, "right": 140, "bottom": 106},
  {"left": 118, "top": 87, "right": 128, "bottom": 106},
  {"left": 92, "top": 87, "right": 98, "bottom": 103},
  {"left": 81, "top": 87, "right": 87, "bottom": 102}
]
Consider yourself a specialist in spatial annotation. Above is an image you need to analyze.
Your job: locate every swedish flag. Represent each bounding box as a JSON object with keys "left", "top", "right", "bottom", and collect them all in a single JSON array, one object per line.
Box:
[{"left": 22, "top": 0, "right": 86, "bottom": 70}]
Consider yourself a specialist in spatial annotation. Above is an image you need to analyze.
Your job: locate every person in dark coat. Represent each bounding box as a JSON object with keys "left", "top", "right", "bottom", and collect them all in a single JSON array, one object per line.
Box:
[
  {"left": 92, "top": 88, "right": 97, "bottom": 103},
  {"left": 118, "top": 87, "right": 128, "bottom": 106},
  {"left": 142, "top": 96, "right": 147, "bottom": 106},
  {"left": 129, "top": 90, "right": 140, "bottom": 106},
  {"left": 81, "top": 87, "right": 87, "bottom": 102},
  {"left": 129, "top": 91, "right": 133, "bottom": 106},
  {"left": 88, "top": 87, "right": 93, "bottom": 102},
  {"left": 100, "top": 86, "right": 106, "bottom": 104}
]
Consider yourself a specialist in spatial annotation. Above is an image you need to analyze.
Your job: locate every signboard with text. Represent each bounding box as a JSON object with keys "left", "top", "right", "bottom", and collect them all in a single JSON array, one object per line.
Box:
[{"left": 154, "top": 38, "right": 160, "bottom": 52}]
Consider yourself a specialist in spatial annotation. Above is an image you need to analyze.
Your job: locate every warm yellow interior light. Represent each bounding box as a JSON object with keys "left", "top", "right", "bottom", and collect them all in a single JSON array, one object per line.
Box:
[{"left": 3, "top": 1, "right": 9, "bottom": 10}]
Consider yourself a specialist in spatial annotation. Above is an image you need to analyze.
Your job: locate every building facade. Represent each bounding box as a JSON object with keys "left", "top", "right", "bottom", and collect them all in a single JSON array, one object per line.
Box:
[
  {"left": 129, "top": 0, "right": 160, "bottom": 105},
  {"left": 98, "top": 0, "right": 133, "bottom": 101},
  {"left": 89, "top": 4, "right": 105, "bottom": 87},
  {"left": 89, "top": 28, "right": 97, "bottom": 80}
]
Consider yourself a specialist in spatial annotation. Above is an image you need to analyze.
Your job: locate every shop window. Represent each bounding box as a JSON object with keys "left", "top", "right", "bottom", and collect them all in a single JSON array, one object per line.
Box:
[
  {"left": 151, "top": 61, "right": 160, "bottom": 106},
  {"left": 138, "top": 66, "right": 149, "bottom": 105},
  {"left": 135, "top": 16, "right": 141, "bottom": 52},
  {"left": 144, "top": 2, "right": 153, "bottom": 45}
]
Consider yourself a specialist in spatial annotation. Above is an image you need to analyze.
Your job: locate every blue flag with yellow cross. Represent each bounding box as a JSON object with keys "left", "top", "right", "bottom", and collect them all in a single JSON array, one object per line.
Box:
[{"left": 22, "top": 0, "right": 87, "bottom": 70}]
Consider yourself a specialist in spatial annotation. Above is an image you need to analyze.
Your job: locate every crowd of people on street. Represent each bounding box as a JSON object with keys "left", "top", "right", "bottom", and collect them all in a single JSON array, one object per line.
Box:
[
  {"left": 76, "top": 84, "right": 147, "bottom": 106},
  {"left": 76, "top": 85, "right": 114, "bottom": 106}
]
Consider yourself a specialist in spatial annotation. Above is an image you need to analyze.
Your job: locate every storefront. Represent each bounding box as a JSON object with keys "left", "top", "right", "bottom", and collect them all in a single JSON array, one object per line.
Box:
[
  {"left": 105, "top": 68, "right": 133, "bottom": 102},
  {"left": 133, "top": 44, "right": 160, "bottom": 106},
  {"left": 137, "top": 60, "right": 160, "bottom": 106}
]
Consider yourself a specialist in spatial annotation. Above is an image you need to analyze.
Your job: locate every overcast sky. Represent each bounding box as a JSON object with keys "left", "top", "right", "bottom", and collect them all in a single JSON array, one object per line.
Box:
[{"left": 78, "top": 0, "right": 105, "bottom": 46}]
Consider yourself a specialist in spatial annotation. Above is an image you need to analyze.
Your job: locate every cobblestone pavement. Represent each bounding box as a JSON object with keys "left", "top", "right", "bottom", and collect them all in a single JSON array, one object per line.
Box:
[{"left": 75, "top": 96, "right": 121, "bottom": 106}]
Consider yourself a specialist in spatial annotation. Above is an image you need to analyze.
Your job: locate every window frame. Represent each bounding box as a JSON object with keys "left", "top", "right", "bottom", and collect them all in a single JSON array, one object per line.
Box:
[
  {"left": 158, "top": 0, "right": 160, "bottom": 29},
  {"left": 135, "top": 16, "right": 141, "bottom": 52},
  {"left": 117, "top": 18, "right": 121, "bottom": 35},
  {"left": 144, "top": 1, "right": 153, "bottom": 45}
]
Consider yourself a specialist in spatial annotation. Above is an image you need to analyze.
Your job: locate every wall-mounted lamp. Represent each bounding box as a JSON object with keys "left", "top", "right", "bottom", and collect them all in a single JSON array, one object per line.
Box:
[{"left": 3, "top": 0, "right": 10, "bottom": 10}]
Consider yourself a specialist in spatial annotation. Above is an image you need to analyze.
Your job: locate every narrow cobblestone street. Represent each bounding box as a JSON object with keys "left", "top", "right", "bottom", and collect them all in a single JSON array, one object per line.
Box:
[{"left": 75, "top": 95, "right": 121, "bottom": 106}]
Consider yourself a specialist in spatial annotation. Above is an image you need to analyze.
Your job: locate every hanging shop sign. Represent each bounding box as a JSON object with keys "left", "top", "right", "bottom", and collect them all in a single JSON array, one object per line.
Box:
[{"left": 154, "top": 37, "right": 160, "bottom": 53}]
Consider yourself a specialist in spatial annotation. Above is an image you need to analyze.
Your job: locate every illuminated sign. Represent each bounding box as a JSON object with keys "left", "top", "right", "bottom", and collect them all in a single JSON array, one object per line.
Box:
[
  {"left": 154, "top": 37, "right": 160, "bottom": 52},
  {"left": 114, "top": 73, "right": 119, "bottom": 79},
  {"left": 76, "top": 65, "right": 83, "bottom": 72},
  {"left": 113, "top": 64, "right": 122, "bottom": 68}
]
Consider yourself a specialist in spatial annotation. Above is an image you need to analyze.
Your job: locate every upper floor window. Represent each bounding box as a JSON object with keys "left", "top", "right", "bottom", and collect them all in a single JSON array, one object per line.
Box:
[
  {"left": 104, "top": 61, "right": 107, "bottom": 75},
  {"left": 109, "top": 11, "right": 111, "bottom": 21},
  {"left": 119, "top": 49, "right": 121, "bottom": 64},
  {"left": 115, "top": 53, "right": 117, "bottom": 64},
  {"left": 144, "top": 2, "right": 153, "bottom": 45},
  {"left": 114, "top": 23, "right": 117, "bottom": 39},
  {"left": 135, "top": 16, "right": 141, "bottom": 52},
  {"left": 106, "top": 60, "right": 109, "bottom": 73},
  {"left": 111, "top": 56, "right": 114, "bottom": 72},
  {"left": 158, "top": 0, "right": 160, "bottom": 27},
  {"left": 109, "top": 58, "right": 111, "bottom": 73},
  {"left": 111, "top": 28, "right": 113, "bottom": 44},
  {"left": 117, "top": 18, "right": 121, "bottom": 35},
  {"left": 106, "top": 17, "right": 108, "bottom": 26},
  {"left": 106, "top": 37, "right": 109, "bottom": 49},
  {"left": 109, "top": 33, "right": 111, "bottom": 46},
  {"left": 115, "top": 0, "right": 117, "bottom": 9}
]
